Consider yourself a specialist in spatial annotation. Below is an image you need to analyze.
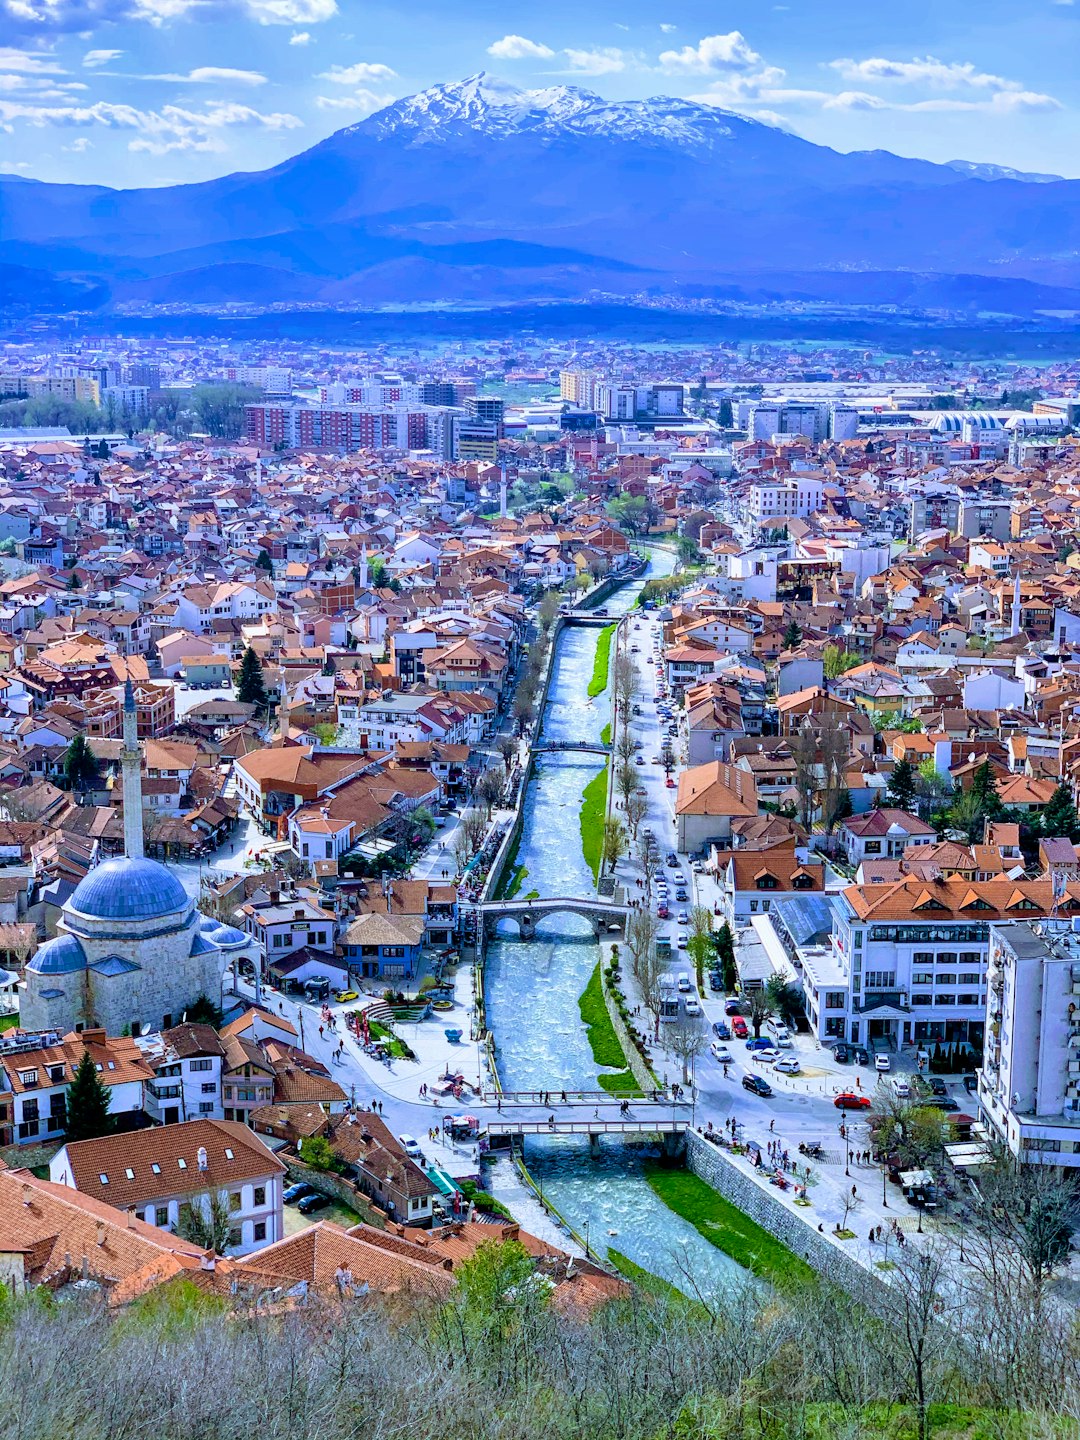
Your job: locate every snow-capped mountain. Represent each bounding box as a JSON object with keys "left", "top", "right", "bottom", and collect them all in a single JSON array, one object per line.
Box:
[
  {"left": 356, "top": 72, "right": 754, "bottom": 148},
  {"left": 3, "top": 73, "right": 1080, "bottom": 310}
]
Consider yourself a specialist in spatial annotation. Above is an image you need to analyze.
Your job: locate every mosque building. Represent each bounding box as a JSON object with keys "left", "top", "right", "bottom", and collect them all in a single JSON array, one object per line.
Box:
[{"left": 21, "top": 682, "right": 258, "bottom": 1036}]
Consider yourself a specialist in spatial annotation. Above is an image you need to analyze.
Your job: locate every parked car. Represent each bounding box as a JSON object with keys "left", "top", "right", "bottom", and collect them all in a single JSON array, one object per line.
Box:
[
  {"left": 283, "top": 1182, "right": 314, "bottom": 1205},
  {"left": 731, "top": 1017, "right": 748, "bottom": 1038},
  {"left": 724, "top": 999, "right": 744, "bottom": 1016},
  {"left": 399, "top": 1134, "right": 424, "bottom": 1160},
  {"left": 334, "top": 990, "right": 359, "bottom": 1003},
  {"left": 927, "top": 1096, "right": 960, "bottom": 1111},
  {"left": 742, "top": 1074, "right": 773, "bottom": 1097},
  {"left": 297, "top": 1192, "right": 330, "bottom": 1215},
  {"left": 833, "top": 1043, "right": 850, "bottom": 1064},
  {"left": 834, "top": 1092, "right": 872, "bottom": 1110},
  {"left": 713, "top": 1017, "right": 730, "bottom": 1037},
  {"left": 852, "top": 1046, "right": 870, "bottom": 1066},
  {"left": 893, "top": 1078, "right": 911, "bottom": 1099},
  {"left": 745, "top": 1036, "right": 773, "bottom": 1051},
  {"left": 928, "top": 1076, "right": 947, "bottom": 1096},
  {"left": 874, "top": 1054, "right": 891, "bottom": 1072},
  {"left": 751, "top": 1047, "right": 782, "bottom": 1065},
  {"left": 773, "top": 1056, "right": 802, "bottom": 1075}
]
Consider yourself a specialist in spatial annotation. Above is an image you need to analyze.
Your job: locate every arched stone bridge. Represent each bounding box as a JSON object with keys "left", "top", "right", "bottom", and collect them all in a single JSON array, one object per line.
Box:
[
  {"left": 477, "top": 896, "right": 630, "bottom": 939},
  {"left": 529, "top": 740, "right": 612, "bottom": 757}
]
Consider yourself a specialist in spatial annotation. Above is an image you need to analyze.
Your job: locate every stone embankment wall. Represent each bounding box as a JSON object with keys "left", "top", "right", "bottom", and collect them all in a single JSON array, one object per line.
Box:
[{"left": 685, "top": 1130, "right": 885, "bottom": 1305}]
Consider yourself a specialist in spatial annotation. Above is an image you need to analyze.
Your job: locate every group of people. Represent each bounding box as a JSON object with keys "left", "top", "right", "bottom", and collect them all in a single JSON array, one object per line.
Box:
[{"left": 870, "top": 1221, "right": 907, "bottom": 1247}]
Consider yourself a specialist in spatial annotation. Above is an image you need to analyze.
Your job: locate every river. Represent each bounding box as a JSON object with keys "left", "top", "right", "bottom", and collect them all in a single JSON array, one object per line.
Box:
[{"left": 484, "top": 551, "right": 746, "bottom": 1293}]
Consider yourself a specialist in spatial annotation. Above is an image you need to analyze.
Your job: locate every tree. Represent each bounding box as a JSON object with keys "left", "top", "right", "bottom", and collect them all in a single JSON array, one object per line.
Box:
[
  {"left": 177, "top": 1189, "right": 234, "bottom": 1255},
  {"left": 746, "top": 988, "right": 773, "bottom": 1038},
  {"left": 600, "top": 816, "right": 627, "bottom": 875},
  {"left": 764, "top": 974, "right": 802, "bottom": 1026},
  {"left": 973, "top": 1150, "right": 1080, "bottom": 1291},
  {"left": 236, "top": 646, "right": 268, "bottom": 709},
  {"left": 65, "top": 1050, "right": 114, "bottom": 1143},
  {"left": 615, "top": 760, "right": 638, "bottom": 809},
  {"left": 789, "top": 721, "right": 818, "bottom": 830},
  {"left": 667, "top": 1009, "right": 708, "bottom": 1084},
  {"left": 687, "top": 905, "right": 714, "bottom": 990},
  {"left": 817, "top": 710, "right": 851, "bottom": 833},
  {"left": 782, "top": 620, "right": 802, "bottom": 650},
  {"left": 1040, "top": 783, "right": 1080, "bottom": 842},
  {"left": 496, "top": 735, "right": 519, "bottom": 773},
  {"left": 625, "top": 791, "right": 648, "bottom": 841},
  {"left": 474, "top": 767, "right": 504, "bottom": 819},
  {"left": 886, "top": 758, "right": 918, "bottom": 812},
  {"left": 254, "top": 549, "right": 273, "bottom": 574},
  {"left": 613, "top": 651, "right": 636, "bottom": 722},
  {"left": 64, "top": 732, "right": 101, "bottom": 795},
  {"left": 299, "top": 1135, "right": 344, "bottom": 1173},
  {"left": 823, "top": 644, "right": 859, "bottom": 680},
  {"left": 714, "top": 921, "right": 737, "bottom": 993},
  {"left": 675, "top": 535, "right": 700, "bottom": 567},
  {"left": 184, "top": 994, "right": 222, "bottom": 1026}
]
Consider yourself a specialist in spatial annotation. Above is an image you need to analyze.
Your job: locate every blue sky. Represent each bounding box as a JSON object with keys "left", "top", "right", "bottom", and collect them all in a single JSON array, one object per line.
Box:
[{"left": 1, "top": 0, "right": 1077, "bottom": 186}]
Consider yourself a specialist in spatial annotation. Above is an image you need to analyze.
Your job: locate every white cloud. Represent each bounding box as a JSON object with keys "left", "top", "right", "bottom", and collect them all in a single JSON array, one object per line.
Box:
[
  {"left": 828, "top": 55, "right": 1023, "bottom": 92},
  {"left": 0, "top": 46, "right": 65, "bottom": 72},
  {"left": 314, "top": 86, "right": 393, "bottom": 114},
  {"left": 288, "top": 29, "right": 310, "bottom": 43},
  {"left": 83, "top": 48, "right": 122, "bottom": 66},
  {"left": 0, "top": 94, "right": 303, "bottom": 155},
  {"left": 658, "top": 31, "right": 761, "bottom": 75},
  {"left": 0, "top": 0, "right": 336, "bottom": 31},
  {"left": 563, "top": 47, "right": 626, "bottom": 75},
  {"left": 144, "top": 65, "right": 268, "bottom": 84},
  {"left": 63, "top": 134, "right": 91, "bottom": 148},
  {"left": 0, "top": 159, "right": 31, "bottom": 171},
  {"left": 318, "top": 61, "right": 396, "bottom": 84},
  {"left": 0, "top": 72, "right": 86, "bottom": 92},
  {"left": 658, "top": 22, "right": 676, "bottom": 32},
  {"left": 486, "top": 34, "right": 554, "bottom": 60}
]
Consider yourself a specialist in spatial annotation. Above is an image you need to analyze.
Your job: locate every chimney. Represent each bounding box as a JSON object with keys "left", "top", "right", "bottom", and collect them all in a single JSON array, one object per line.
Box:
[
  {"left": 95, "top": 1223, "right": 106, "bottom": 1247},
  {"left": 126, "top": 1207, "right": 136, "bottom": 1230},
  {"left": 200, "top": 1254, "right": 216, "bottom": 1272},
  {"left": 21, "top": 1182, "right": 32, "bottom": 1206}
]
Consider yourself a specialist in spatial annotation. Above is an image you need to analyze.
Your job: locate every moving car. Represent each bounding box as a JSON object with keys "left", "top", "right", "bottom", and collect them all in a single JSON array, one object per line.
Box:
[
  {"left": 297, "top": 1192, "right": 330, "bottom": 1215},
  {"left": 677, "top": 973, "right": 692, "bottom": 992},
  {"left": 893, "top": 1078, "right": 911, "bottom": 1099},
  {"left": 773, "top": 1056, "right": 802, "bottom": 1075},
  {"left": 713, "top": 1018, "right": 730, "bottom": 1038},
  {"left": 665, "top": 777, "right": 676, "bottom": 788},
  {"left": 399, "top": 1134, "right": 424, "bottom": 1160},
  {"left": 676, "top": 910, "right": 688, "bottom": 924},
  {"left": 334, "top": 990, "right": 359, "bottom": 1003},
  {"left": 676, "top": 929, "right": 688, "bottom": 948},
  {"left": 283, "top": 1182, "right": 314, "bottom": 1205},
  {"left": 724, "top": 999, "right": 744, "bottom": 1016},
  {"left": 751, "top": 1047, "right": 782, "bottom": 1065},
  {"left": 710, "top": 1042, "right": 733, "bottom": 1063},
  {"left": 742, "top": 1074, "right": 773, "bottom": 1097},
  {"left": 675, "top": 888, "right": 688, "bottom": 902},
  {"left": 684, "top": 998, "right": 702, "bottom": 1017},
  {"left": 834, "top": 1092, "right": 872, "bottom": 1110},
  {"left": 875, "top": 1054, "right": 891, "bottom": 1072}
]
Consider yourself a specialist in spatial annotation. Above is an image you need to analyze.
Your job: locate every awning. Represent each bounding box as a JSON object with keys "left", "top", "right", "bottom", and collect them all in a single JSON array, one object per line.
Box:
[
  {"left": 899, "top": 1169, "right": 935, "bottom": 1188},
  {"left": 945, "top": 1141, "right": 993, "bottom": 1169},
  {"left": 426, "top": 1166, "right": 460, "bottom": 1197}
]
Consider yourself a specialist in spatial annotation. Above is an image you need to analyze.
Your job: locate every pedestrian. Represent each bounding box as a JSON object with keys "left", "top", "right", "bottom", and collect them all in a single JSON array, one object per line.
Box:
[
  {"left": 856, "top": 1075, "right": 861, "bottom": 1090},
  {"left": 319, "top": 1024, "right": 324, "bottom": 1039},
  {"left": 851, "top": 1184, "right": 857, "bottom": 1198},
  {"left": 769, "top": 1118, "right": 775, "bottom": 1132}
]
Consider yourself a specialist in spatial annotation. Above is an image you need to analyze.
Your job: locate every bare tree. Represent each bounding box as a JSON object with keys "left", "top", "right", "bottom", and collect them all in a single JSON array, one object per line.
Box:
[
  {"left": 789, "top": 721, "right": 818, "bottom": 830},
  {"left": 746, "top": 987, "right": 773, "bottom": 1038},
  {"left": 600, "top": 816, "right": 627, "bottom": 875},
  {"left": 818, "top": 710, "right": 852, "bottom": 833},
  {"left": 176, "top": 1187, "right": 234, "bottom": 1254},
  {"left": 458, "top": 808, "right": 488, "bottom": 855},
  {"left": 615, "top": 760, "right": 638, "bottom": 809},
  {"left": 474, "top": 766, "right": 504, "bottom": 819},
  {"left": 667, "top": 1009, "right": 708, "bottom": 1084},
  {"left": 625, "top": 791, "right": 648, "bottom": 842},
  {"left": 614, "top": 724, "right": 636, "bottom": 768},
  {"left": 613, "top": 650, "right": 636, "bottom": 721},
  {"left": 496, "top": 735, "right": 519, "bottom": 773},
  {"left": 871, "top": 1242, "right": 958, "bottom": 1440}
]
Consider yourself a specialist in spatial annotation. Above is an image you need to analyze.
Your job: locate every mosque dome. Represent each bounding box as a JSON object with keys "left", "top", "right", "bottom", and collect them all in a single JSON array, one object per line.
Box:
[
  {"left": 67, "top": 858, "right": 190, "bottom": 928},
  {"left": 207, "top": 923, "right": 248, "bottom": 949},
  {"left": 27, "top": 933, "right": 87, "bottom": 975}
]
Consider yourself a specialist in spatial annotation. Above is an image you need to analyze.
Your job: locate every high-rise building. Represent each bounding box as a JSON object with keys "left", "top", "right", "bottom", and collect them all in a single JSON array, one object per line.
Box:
[
  {"left": 466, "top": 395, "right": 505, "bottom": 433},
  {"left": 559, "top": 370, "right": 597, "bottom": 408}
]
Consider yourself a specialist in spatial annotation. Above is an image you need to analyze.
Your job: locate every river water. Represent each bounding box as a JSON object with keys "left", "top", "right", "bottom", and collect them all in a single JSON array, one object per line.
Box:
[{"left": 484, "top": 552, "right": 746, "bottom": 1293}]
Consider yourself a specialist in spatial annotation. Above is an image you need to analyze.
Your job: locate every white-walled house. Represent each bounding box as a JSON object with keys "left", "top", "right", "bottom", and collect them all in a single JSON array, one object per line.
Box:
[
  {"left": 49, "top": 1117, "right": 286, "bottom": 1256},
  {"left": 0, "top": 1028, "right": 151, "bottom": 1146}
]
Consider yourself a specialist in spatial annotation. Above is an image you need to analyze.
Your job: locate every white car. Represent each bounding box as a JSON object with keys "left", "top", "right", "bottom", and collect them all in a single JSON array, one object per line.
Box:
[
  {"left": 676, "top": 910, "right": 688, "bottom": 924},
  {"left": 893, "top": 1078, "right": 911, "bottom": 1099},
  {"left": 398, "top": 1134, "right": 423, "bottom": 1160},
  {"left": 676, "top": 930, "right": 688, "bottom": 948},
  {"left": 874, "top": 1054, "right": 891, "bottom": 1072},
  {"left": 684, "top": 998, "right": 702, "bottom": 1017},
  {"left": 773, "top": 1056, "right": 802, "bottom": 1075},
  {"left": 752, "top": 1047, "right": 782, "bottom": 1064},
  {"left": 774, "top": 1033, "right": 794, "bottom": 1049},
  {"left": 710, "top": 1042, "right": 733, "bottom": 1063}
]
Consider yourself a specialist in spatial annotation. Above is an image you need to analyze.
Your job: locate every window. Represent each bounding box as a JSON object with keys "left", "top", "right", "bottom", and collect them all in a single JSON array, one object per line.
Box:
[
  {"left": 936, "top": 973, "right": 956, "bottom": 985},
  {"left": 253, "top": 1185, "right": 266, "bottom": 1207},
  {"left": 913, "top": 952, "right": 933, "bottom": 964},
  {"left": 229, "top": 1191, "right": 243, "bottom": 1212},
  {"left": 937, "top": 953, "right": 957, "bottom": 965},
  {"left": 253, "top": 1221, "right": 267, "bottom": 1241},
  {"left": 227, "top": 1228, "right": 242, "bottom": 1250},
  {"left": 151, "top": 1163, "right": 161, "bottom": 1174},
  {"left": 198, "top": 1102, "right": 215, "bottom": 1114},
  {"left": 912, "top": 995, "right": 932, "bottom": 1007},
  {"left": 17, "top": 1070, "right": 37, "bottom": 1086},
  {"left": 960, "top": 952, "right": 980, "bottom": 964},
  {"left": 272, "top": 934, "right": 285, "bottom": 948},
  {"left": 912, "top": 973, "right": 933, "bottom": 986},
  {"left": 825, "top": 991, "right": 847, "bottom": 1010},
  {"left": 937, "top": 995, "right": 955, "bottom": 1006},
  {"left": 958, "top": 994, "right": 979, "bottom": 1006},
  {"left": 201, "top": 1083, "right": 216, "bottom": 1094},
  {"left": 99, "top": 1173, "right": 109, "bottom": 1185},
  {"left": 863, "top": 841, "right": 882, "bottom": 855},
  {"left": 189, "top": 1059, "right": 212, "bottom": 1072},
  {"left": 866, "top": 971, "right": 896, "bottom": 989},
  {"left": 177, "top": 1158, "right": 187, "bottom": 1170},
  {"left": 156, "top": 1205, "right": 169, "bottom": 1226}
]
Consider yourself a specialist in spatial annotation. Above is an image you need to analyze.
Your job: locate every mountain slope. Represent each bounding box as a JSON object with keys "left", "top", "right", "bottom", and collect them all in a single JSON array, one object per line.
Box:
[{"left": 3, "top": 73, "right": 1080, "bottom": 308}]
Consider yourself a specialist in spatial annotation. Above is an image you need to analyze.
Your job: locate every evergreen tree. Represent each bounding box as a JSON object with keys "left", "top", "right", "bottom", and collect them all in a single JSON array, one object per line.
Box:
[
  {"left": 254, "top": 549, "right": 273, "bottom": 574},
  {"left": 65, "top": 1050, "right": 114, "bottom": 1143},
  {"left": 717, "top": 396, "right": 734, "bottom": 428},
  {"left": 64, "top": 733, "right": 101, "bottom": 794},
  {"left": 1041, "top": 784, "right": 1080, "bottom": 842},
  {"left": 782, "top": 620, "right": 802, "bottom": 650},
  {"left": 236, "top": 646, "right": 268, "bottom": 709},
  {"left": 714, "top": 921, "right": 737, "bottom": 993},
  {"left": 886, "top": 758, "right": 918, "bottom": 812}
]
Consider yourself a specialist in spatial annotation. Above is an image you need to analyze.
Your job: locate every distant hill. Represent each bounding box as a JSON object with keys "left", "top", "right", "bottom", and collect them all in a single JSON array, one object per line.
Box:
[{"left": 4, "top": 73, "right": 1080, "bottom": 311}]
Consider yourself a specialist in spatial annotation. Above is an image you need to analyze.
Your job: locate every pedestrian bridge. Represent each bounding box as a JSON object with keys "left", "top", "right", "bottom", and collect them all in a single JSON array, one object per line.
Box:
[
  {"left": 488, "top": 1117, "right": 689, "bottom": 1139},
  {"left": 563, "top": 610, "right": 617, "bottom": 627},
  {"left": 530, "top": 739, "right": 612, "bottom": 757},
  {"left": 476, "top": 895, "right": 630, "bottom": 938}
]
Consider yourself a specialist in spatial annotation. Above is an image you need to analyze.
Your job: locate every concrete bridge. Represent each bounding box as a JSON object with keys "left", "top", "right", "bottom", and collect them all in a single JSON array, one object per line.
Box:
[
  {"left": 476, "top": 895, "right": 630, "bottom": 939},
  {"left": 529, "top": 739, "right": 612, "bottom": 757},
  {"left": 563, "top": 610, "right": 618, "bottom": 627},
  {"left": 481, "top": 1092, "right": 691, "bottom": 1156}
]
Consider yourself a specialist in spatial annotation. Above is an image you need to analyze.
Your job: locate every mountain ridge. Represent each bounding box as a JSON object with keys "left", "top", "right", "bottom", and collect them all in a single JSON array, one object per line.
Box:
[{"left": 3, "top": 73, "right": 1079, "bottom": 310}]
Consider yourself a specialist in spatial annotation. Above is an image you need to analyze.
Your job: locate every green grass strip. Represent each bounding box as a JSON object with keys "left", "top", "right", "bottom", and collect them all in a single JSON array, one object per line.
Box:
[
  {"left": 578, "top": 963, "right": 628, "bottom": 1069},
  {"left": 587, "top": 623, "right": 616, "bottom": 698},
  {"left": 600, "top": 721, "right": 611, "bottom": 746},
  {"left": 606, "top": 1248, "right": 691, "bottom": 1304},
  {"left": 503, "top": 863, "right": 528, "bottom": 899},
  {"left": 579, "top": 764, "right": 608, "bottom": 881},
  {"left": 598, "top": 1070, "right": 640, "bottom": 1094},
  {"left": 644, "top": 1163, "right": 816, "bottom": 1290}
]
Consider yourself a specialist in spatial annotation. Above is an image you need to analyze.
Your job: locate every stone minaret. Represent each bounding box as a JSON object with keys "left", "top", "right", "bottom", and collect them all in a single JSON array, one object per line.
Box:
[
  {"left": 121, "top": 678, "right": 144, "bottom": 860},
  {"left": 499, "top": 465, "right": 508, "bottom": 520},
  {"left": 278, "top": 672, "right": 290, "bottom": 745},
  {"left": 1010, "top": 569, "right": 1022, "bottom": 638},
  {"left": 358, "top": 542, "right": 369, "bottom": 589}
]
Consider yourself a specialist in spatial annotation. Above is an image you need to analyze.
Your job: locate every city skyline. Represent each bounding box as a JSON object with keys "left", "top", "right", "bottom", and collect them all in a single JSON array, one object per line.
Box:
[{"left": 1, "top": 0, "right": 1078, "bottom": 187}]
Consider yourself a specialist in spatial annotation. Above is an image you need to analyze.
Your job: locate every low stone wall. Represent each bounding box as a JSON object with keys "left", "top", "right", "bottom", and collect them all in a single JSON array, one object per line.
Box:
[
  {"left": 283, "top": 1155, "right": 384, "bottom": 1227},
  {"left": 685, "top": 1130, "right": 884, "bottom": 1305}
]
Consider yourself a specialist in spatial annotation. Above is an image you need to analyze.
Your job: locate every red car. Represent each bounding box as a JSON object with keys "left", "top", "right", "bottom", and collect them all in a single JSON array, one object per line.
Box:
[
  {"left": 665, "top": 777, "right": 676, "bottom": 788},
  {"left": 731, "top": 1016, "right": 748, "bottom": 1039},
  {"left": 834, "top": 1092, "right": 872, "bottom": 1110},
  {"left": 657, "top": 904, "right": 669, "bottom": 919}
]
